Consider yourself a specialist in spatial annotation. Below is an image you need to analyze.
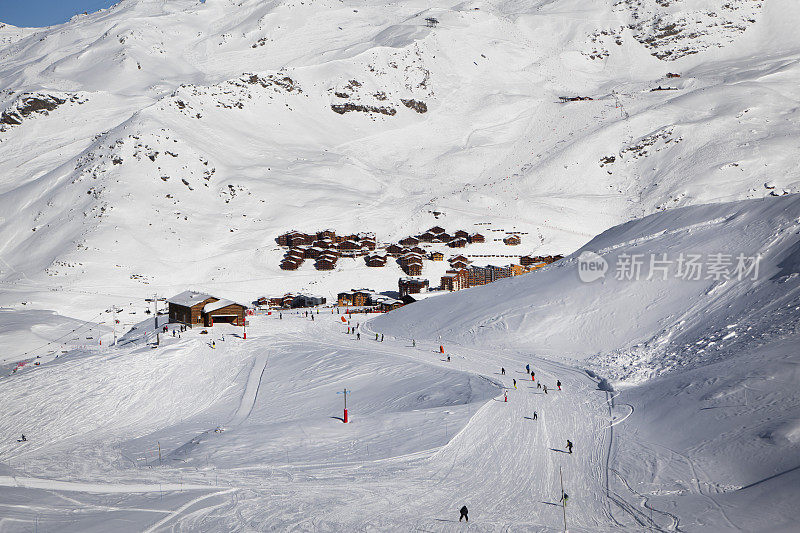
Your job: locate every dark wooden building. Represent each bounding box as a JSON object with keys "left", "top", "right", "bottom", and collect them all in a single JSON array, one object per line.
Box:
[
  {"left": 168, "top": 291, "right": 246, "bottom": 327},
  {"left": 399, "top": 277, "right": 429, "bottom": 296}
]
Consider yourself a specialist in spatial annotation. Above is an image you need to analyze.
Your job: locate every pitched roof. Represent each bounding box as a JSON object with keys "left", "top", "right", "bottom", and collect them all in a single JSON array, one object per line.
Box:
[
  {"left": 168, "top": 290, "right": 216, "bottom": 307},
  {"left": 203, "top": 299, "right": 246, "bottom": 313}
]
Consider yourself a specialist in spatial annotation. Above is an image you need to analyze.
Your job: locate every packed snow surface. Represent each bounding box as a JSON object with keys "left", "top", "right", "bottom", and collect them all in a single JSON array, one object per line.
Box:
[{"left": 1, "top": 196, "right": 798, "bottom": 531}]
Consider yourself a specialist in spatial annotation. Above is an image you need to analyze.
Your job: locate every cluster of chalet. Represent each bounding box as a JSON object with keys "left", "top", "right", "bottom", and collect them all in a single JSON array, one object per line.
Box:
[
  {"left": 277, "top": 229, "right": 377, "bottom": 271},
  {"left": 440, "top": 254, "right": 563, "bottom": 292},
  {"left": 256, "top": 293, "right": 326, "bottom": 309},
  {"left": 337, "top": 289, "right": 404, "bottom": 312},
  {"left": 167, "top": 291, "right": 247, "bottom": 327}
]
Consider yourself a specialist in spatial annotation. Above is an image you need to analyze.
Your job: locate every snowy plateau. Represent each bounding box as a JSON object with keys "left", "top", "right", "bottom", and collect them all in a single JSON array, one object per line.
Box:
[{"left": 1, "top": 0, "right": 799, "bottom": 531}]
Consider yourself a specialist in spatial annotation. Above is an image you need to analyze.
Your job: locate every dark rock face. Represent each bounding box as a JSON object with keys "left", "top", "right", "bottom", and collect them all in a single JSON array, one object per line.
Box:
[{"left": 401, "top": 99, "right": 427, "bottom": 113}]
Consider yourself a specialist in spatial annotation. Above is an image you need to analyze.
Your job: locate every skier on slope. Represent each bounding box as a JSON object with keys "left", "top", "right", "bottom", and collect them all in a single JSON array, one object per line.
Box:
[
  {"left": 531, "top": 371, "right": 535, "bottom": 381},
  {"left": 543, "top": 384, "right": 548, "bottom": 394},
  {"left": 560, "top": 492, "right": 569, "bottom": 506},
  {"left": 537, "top": 382, "right": 542, "bottom": 389},
  {"left": 18, "top": 434, "right": 26, "bottom": 442},
  {"left": 501, "top": 367, "right": 505, "bottom": 375},
  {"left": 566, "top": 440, "right": 573, "bottom": 454},
  {"left": 526, "top": 364, "right": 530, "bottom": 374},
  {"left": 459, "top": 505, "right": 469, "bottom": 522},
  {"left": 557, "top": 380, "right": 561, "bottom": 390},
  {"left": 532, "top": 411, "right": 538, "bottom": 420},
  {"left": 357, "top": 332, "right": 360, "bottom": 340},
  {"left": 513, "top": 379, "right": 517, "bottom": 389}
]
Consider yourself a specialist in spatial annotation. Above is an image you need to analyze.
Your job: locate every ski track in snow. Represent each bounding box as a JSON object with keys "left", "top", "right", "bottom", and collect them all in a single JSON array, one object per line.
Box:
[{"left": 0, "top": 312, "right": 653, "bottom": 531}]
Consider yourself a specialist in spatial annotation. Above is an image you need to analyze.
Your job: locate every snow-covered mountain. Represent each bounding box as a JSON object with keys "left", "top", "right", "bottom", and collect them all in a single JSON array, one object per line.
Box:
[
  {"left": 2, "top": 0, "right": 800, "bottom": 530},
  {"left": 2, "top": 0, "right": 800, "bottom": 317}
]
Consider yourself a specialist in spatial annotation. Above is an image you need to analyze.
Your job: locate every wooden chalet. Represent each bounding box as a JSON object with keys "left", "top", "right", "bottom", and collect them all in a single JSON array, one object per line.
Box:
[
  {"left": 386, "top": 244, "right": 403, "bottom": 257},
  {"left": 418, "top": 231, "right": 436, "bottom": 243},
  {"left": 276, "top": 231, "right": 298, "bottom": 246},
  {"left": 365, "top": 254, "right": 387, "bottom": 267},
  {"left": 352, "top": 290, "right": 372, "bottom": 306},
  {"left": 503, "top": 235, "right": 521, "bottom": 245},
  {"left": 399, "top": 236, "right": 419, "bottom": 247},
  {"left": 429, "top": 226, "right": 445, "bottom": 235},
  {"left": 431, "top": 232, "right": 451, "bottom": 243},
  {"left": 315, "top": 258, "right": 337, "bottom": 270},
  {"left": 280, "top": 257, "right": 302, "bottom": 270},
  {"left": 378, "top": 299, "right": 404, "bottom": 312},
  {"left": 404, "top": 263, "right": 423, "bottom": 276},
  {"left": 168, "top": 291, "right": 246, "bottom": 327},
  {"left": 286, "top": 247, "right": 305, "bottom": 258},
  {"left": 203, "top": 299, "right": 247, "bottom": 327},
  {"left": 449, "top": 255, "right": 469, "bottom": 264},
  {"left": 430, "top": 251, "right": 444, "bottom": 261},
  {"left": 409, "top": 246, "right": 426, "bottom": 255},
  {"left": 399, "top": 277, "right": 429, "bottom": 296},
  {"left": 289, "top": 233, "right": 314, "bottom": 247},
  {"left": 451, "top": 260, "right": 469, "bottom": 270},
  {"left": 337, "top": 291, "right": 354, "bottom": 306},
  {"left": 316, "top": 229, "right": 336, "bottom": 241},
  {"left": 454, "top": 230, "right": 469, "bottom": 239},
  {"left": 470, "top": 233, "right": 485, "bottom": 243},
  {"left": 447, "top": 237, "right": 467, "bottom": 248}
]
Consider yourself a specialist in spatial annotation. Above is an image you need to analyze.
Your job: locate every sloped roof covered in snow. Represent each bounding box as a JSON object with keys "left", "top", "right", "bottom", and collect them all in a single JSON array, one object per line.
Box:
[
  {"left": 203, "top": 299, "right": 246, "bottom": 313},
  {"left": 168, "top": 290, "right": 216, "bottom": 307}
]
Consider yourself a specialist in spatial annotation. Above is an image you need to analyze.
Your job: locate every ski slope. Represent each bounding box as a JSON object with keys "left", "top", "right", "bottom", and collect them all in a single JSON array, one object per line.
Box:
[{"left": 1, "top": 195, "right": 799, "bottom": 530}]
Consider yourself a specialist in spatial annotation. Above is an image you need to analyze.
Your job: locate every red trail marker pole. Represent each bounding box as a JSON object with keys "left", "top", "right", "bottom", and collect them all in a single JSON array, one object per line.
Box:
[{"left": 338, "top": 389, "right": 351, "bottom": 423}]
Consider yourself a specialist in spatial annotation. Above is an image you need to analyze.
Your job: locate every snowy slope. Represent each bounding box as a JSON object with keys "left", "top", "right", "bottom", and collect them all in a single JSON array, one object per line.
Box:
[
  {"left": 0, "top": 196, "right": 798, "bottom": 531},
  {"left": 375, "top": 193, "right": 800, "bottom": 530},
  {"left": 376, "top": 194, "right": 800, "bottom": 381},
  {"left": 2, "top": 0, "right": 800, "bottom": 321}
]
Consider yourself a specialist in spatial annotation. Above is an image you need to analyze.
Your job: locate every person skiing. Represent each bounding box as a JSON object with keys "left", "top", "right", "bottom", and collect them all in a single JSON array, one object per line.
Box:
[
  {"left": 560, "top": 492, "right": 569, "bottom": 506},
  {"left": 18, "top": 434, "right": 26, "bottom": 442},
  {"left": 211, "top": 341, "right": 215, "bottom": 349},
  {"left": 526, "top": 364, "right": 530, "bottom": 374},
  {"left": 556, "top": 380, "right": 561, "bottom": 390},
  {"left": 543, "top": 384, "right": 548, "bottom": 394},
  {"left": 380, "top": 334, "right": 384, "bottom": 342},
  {"left": 412, "top": 339, "right": 416, "bottom": 347},
  {"left": 459, "top": 505, "right": 469, "bottom": 522},
  {"left": 447, "top": 355, "right": 451, "bottom": 362},
  {"left": 532, "top": 411, "right": 538, "bottom": 420},
  {"left": 376, "top": 333, "right": 379, "bottom": 341},
  {"left": 501, "top": 367, "right": 505, "bottom": 375},
  {"left": 279, "top": 313, "right": 282, "bottom": 320},
  {"left": 537, "top": 381, "right": 541, "bottom": 389},
  {"left": 357, "top": 332, "right": 360, "bottom": 340},
  {"left": 531, "top": 371, "right": 535, "bottom": 381},
  {"left": 311, "top": 314, "right": 314, "bottom": 321},
  {"left": 513, "top": 379, "right": 517, "bottom": 389},
  {"left": 566, "top": 440, "right": 573, "bottom": 454}
]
